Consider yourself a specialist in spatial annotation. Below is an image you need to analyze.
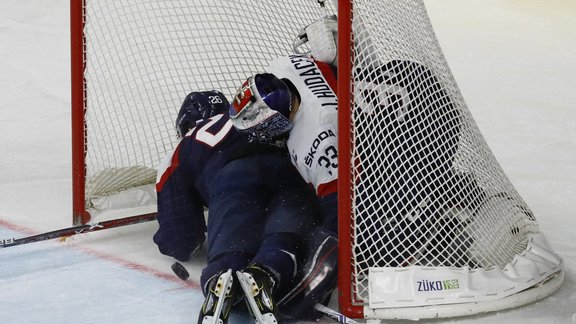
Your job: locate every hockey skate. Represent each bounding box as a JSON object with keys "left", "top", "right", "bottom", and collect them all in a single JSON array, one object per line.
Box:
[
  {"left": 236, "top": 265, "right": 279, "bottom": 324},
  {"left": 198, "top": 269, "right": 238, "bottom": 324}
]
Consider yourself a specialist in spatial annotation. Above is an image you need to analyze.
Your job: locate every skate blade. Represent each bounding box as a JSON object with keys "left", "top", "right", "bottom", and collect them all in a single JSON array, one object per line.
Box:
[
  {"left": 202, "top": 269, "right": 234, "bottom": 324},
  {"left": 236, "top": 271, "right": 278, "bottom": 324}
]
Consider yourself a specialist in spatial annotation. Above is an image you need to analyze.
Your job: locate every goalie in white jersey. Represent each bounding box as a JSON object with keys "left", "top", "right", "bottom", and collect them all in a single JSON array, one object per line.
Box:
[
  {"left": 229, "top": 55, "right": 339, "bottom": 319},
  {"left": 230, "top": 55, "right": 339, "bottom": 235},
  {"left": 271, "top": 55, "right": 339, "bottom": 233}
]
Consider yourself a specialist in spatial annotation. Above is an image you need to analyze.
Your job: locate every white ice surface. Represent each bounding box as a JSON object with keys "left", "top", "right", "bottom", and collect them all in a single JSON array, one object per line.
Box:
[{"left": 0, "top": 0, "right": 574, "bottom": 323}]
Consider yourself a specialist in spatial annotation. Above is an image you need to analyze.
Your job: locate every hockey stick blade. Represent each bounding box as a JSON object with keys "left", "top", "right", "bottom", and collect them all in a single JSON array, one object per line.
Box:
[
  {"left": 314, "top": 303, "right": 364, "bottom": 324},
  {"left": 0, "top": 213, "right": 157, "bottom": 248}
]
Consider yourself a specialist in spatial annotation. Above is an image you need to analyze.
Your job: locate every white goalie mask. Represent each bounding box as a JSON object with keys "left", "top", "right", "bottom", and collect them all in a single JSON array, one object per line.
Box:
[{"left": 229, "top": 73, "right": 293, "bottom": 144}]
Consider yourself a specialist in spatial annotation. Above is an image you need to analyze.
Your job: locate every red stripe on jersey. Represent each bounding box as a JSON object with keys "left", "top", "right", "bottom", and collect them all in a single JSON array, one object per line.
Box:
[
  {"left": 315, "top": 60, "right": 338, "bottom": 95},
  {"left": 317, "top": 179, "right": 338, "bottom": 197},
  {"left": 156, "top": 145, "right": 182, "bottom": 192}
]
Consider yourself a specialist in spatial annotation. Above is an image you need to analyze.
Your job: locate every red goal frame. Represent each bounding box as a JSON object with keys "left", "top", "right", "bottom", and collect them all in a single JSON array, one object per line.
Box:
[
  {"left": 336, "top": 0, "right": 363, "bottom": 318},
  {"left": 70, "top": 0, "right": 89, "bottom": 226}
]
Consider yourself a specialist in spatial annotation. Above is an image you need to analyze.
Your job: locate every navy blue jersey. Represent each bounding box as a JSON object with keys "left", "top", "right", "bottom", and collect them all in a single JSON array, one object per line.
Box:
[
  {"left": 157, "top": 113, "right": 259, "bottom": 203},
  {"left": 154, "top": 113, "right": 318, "bottom": 262}
]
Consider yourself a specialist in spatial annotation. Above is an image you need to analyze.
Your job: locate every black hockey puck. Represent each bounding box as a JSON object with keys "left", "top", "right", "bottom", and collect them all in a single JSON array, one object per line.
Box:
[{"left": 171, "top": 262, "right": 189, "bottom": 281}]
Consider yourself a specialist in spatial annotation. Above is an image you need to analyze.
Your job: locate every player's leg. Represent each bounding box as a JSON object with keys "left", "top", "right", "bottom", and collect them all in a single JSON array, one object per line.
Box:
[
  {"left": 239, "top": 158, "right": 320, "bottom": 322},
  {"left": 199, "top": 157, "right": 273, "bottom": 323}
]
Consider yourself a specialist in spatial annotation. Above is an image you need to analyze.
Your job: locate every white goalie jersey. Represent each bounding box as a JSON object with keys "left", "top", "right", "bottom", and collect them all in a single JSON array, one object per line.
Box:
[{"left": 266, "top": 54, "right": 338, "bottom": 198}]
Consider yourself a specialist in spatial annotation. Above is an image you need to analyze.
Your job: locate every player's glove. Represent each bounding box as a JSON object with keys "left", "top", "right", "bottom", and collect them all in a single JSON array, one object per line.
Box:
[{"left": 293, "top": 15, "right": 338, "bottom": 66}]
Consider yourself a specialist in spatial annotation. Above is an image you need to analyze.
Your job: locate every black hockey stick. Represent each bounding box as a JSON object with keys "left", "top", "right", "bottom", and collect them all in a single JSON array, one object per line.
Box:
[{"left": 0, "top": 213, "right": 157, "bottom": 248}]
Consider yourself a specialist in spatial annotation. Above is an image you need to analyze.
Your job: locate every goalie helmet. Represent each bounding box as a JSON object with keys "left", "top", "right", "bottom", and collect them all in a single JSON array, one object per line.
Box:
[
  {"left": 175, "top": 90, "right": 230, "bottom": 138},
  {"left": 229, "top": 73, "right": 293, "bottom": 144}
]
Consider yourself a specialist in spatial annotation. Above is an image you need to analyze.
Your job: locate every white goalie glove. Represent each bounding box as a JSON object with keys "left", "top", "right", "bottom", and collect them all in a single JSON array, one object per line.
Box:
[{"left": 293, "top": 15, "right": 338, "bottom": 67}]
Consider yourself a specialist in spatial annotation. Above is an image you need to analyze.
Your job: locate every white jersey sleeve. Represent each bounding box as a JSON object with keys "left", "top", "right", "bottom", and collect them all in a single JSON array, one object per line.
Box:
[{"left": 266, "top": 54, "right": 339, "bottom": 197}]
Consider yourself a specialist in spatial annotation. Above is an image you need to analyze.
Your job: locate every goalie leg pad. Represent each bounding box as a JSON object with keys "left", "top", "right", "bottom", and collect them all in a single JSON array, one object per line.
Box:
[{"left": 277, "top": 228, "right": 338, "bottom": 320}]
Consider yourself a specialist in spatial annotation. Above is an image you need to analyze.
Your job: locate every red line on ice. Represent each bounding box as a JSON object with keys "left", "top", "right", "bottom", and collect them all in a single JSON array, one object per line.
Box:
[{"left": 0, "top": 217, "right": 201, "bottom": 290}]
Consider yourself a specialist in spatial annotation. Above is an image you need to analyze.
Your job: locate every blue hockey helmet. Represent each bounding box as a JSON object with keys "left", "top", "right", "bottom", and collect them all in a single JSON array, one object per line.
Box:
[
  {"left": 175, "top": 90, "right": 230, "bottom": 138},
  {"left": 229, "top": 73, "right": 293, "bottom": 144}
]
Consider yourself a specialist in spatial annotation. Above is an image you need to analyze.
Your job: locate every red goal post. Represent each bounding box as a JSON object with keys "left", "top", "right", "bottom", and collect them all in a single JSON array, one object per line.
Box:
[{"left": 70, "top": 0, "right": 85, "bottom": 225}]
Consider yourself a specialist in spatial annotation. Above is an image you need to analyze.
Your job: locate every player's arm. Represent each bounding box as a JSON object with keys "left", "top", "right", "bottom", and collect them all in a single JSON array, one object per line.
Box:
[{"left": 153, "top": 143, "right": 206, "bottom": 262}]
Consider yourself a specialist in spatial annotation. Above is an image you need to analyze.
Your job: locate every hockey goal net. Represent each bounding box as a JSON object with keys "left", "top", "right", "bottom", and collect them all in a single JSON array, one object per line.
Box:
[
  {"left": 70, "top": 0, "right": 563, "bottom": 319},
  {"left": 336, "top": 0, "right": 563, "bottom": 319},
  {"left": 71, "top": 0, "right": 326, "bottom": 224}
]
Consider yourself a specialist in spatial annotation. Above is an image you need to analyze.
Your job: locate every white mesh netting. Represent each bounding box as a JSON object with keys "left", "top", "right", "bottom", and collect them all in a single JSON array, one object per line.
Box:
[
  {"left": 345, "top": 0, "right": 560, "bottom": 311},
  {"left": 81, "top": 0, "right": 330, "bottom": 211}
]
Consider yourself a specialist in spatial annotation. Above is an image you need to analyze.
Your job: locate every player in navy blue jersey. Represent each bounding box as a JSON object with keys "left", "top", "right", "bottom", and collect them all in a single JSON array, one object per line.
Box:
[{"left": 153, "top": 90, "right": 322, "bottom": 323}]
